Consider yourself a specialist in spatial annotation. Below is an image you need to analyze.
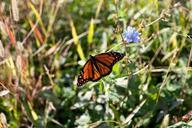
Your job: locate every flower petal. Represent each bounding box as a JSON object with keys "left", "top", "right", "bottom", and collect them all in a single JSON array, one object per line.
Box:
[{"left": 122, "top": 26, "right": 140, "bottom": 43}]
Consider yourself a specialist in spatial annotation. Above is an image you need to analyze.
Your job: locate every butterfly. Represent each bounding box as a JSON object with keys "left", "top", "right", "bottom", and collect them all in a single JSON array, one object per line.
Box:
[{"left": 77, "top": 51, "right": 125, "bottom": 86}]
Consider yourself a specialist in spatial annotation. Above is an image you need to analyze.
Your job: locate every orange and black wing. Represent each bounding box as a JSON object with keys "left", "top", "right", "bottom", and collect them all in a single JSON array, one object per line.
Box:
[
  {"left": 92, "top": 51, "right": 125, "bottom": 79},
  {"left": 77, "top": 51, "right": 125, "bottom": 86},
  {"left": 77, "top": 59, "right": 94, "bottom": 86},
  {"left": 94, "top": 51, "right": 125, "bottom": 68},
  {"left": 77, "top": 59, "right": 103, "bottom": 86}
]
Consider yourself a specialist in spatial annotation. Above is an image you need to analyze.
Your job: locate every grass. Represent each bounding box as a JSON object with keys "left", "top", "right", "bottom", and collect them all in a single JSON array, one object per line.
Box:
[{"left": 0, "top": 0, "right": 192, "bottom": 127}]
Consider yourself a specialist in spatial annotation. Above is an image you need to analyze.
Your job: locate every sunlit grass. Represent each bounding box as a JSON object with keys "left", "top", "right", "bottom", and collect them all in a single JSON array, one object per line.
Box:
[{"left": 0, "top": 0, "right": 192, "bottom": 127}]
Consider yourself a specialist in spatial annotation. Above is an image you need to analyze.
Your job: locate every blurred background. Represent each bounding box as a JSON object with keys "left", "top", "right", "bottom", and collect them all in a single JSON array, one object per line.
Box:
[{"left": 0, "top": 0, "right": 192, "bottom": 127}]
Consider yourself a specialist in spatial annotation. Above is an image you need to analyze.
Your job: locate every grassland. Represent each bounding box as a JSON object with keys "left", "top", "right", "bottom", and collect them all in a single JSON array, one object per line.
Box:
[{"left": 0, "top": 0, "right": 192, "bottom": 127}]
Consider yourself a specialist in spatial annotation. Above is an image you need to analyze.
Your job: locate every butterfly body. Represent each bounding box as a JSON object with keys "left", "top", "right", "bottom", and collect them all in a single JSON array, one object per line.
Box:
[{"left": 77, "top": 51, "right": 125, "bottom": 86}]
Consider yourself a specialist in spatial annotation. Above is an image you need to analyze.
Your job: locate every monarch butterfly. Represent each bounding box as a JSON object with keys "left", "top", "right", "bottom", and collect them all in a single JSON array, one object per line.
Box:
[{"left": 77, "top": 51, "right": 125, "bottom": 86}]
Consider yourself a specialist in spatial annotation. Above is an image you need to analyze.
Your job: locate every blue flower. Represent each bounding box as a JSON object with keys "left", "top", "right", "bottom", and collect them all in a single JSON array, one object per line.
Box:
[{"left": 122, "top": 26, "right": 140, "bottom": 43}]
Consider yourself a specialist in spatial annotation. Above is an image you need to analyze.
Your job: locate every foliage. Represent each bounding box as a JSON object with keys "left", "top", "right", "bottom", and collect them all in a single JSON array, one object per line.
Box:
[{"left": 0, "top": 0, "right": 192, "bottom": 127}]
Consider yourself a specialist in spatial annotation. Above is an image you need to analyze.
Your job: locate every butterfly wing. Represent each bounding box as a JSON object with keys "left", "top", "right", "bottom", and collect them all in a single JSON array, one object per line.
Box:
[
  {"left": 92, "top": 51, "right": 125, "bottom": 79},
  {"left": 94, "top": 52, "right": 125, "bottom": 68},
  {"left": 77, "top": 59, "right": 94, "bottom": 86},
  {"left": 77, "top": 51, "right": 125, "bottom": 86}
]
